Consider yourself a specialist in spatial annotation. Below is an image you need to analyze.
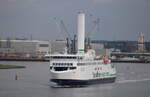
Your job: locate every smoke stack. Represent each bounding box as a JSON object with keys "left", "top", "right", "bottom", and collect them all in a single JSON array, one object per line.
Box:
[{"left": 77, "top": 12, "right": 85, "bottom": 53}]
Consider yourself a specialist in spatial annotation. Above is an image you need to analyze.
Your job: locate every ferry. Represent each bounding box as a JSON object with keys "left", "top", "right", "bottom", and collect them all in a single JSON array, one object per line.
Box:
[{"left": 49, "top": 12, "right": 116, "bottom": 86}]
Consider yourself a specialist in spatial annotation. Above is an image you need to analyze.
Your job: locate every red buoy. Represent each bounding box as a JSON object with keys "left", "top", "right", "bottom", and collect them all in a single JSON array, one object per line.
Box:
[{"left": 15, "top": 74, "right": 19, "bottom": 80}]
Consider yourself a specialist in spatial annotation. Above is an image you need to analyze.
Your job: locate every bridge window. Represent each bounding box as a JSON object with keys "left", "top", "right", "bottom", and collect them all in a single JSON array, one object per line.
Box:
[
  {"left": 54, "top": 67, "right": 68, "bottom": 71},
  {"left": 70, "top": 67, "right": 76, "bottom": 70}
]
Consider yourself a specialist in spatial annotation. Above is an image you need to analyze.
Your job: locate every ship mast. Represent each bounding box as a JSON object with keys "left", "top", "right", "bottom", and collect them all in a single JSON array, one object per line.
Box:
[{"left": 77, "top": 12, "right": 85, "bottom": 54}]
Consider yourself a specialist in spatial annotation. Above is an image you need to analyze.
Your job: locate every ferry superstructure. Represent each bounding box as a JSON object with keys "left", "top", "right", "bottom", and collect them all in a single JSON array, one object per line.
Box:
[{"left": 49, "top": 12, "right": 116, "bottom": 86}]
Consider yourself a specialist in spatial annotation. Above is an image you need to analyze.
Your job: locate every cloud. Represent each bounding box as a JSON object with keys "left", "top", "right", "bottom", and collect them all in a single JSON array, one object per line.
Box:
[
  {"left": 7, "top": 0, "right": 17, "bottom": 2},
  {"left": 93, "top": 0, "right": 112, "bottom": 3},
  {"left": 144, "top": 0, "right": 150, "bottom": 7}
]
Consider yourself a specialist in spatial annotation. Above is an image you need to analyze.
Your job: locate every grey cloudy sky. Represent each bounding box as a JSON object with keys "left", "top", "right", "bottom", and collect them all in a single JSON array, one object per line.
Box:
[{"left": 0, "top": 0, "right": 150, "bottom": 41}]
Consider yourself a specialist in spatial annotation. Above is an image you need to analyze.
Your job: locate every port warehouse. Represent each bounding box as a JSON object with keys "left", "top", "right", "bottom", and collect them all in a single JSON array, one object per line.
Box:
[
  {"left": 0, "top": 40, "right": 66, "bottom": 58},
  {"left": 0, "top": 39, "right": 112, "bottom": 58}
]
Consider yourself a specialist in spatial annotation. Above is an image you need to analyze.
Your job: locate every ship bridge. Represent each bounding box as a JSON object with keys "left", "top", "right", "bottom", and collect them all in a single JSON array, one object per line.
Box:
[
  {"left": 49, "top": 54, "right": 84, "bottom": 71},
  {"left": 49, "top": 54, "right": 85, "bottom": 60}
]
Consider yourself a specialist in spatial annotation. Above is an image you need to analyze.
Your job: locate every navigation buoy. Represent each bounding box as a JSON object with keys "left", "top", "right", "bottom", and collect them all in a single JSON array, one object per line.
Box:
[{"left": 15, "top": 74, "right": 19, "bottom": 80}]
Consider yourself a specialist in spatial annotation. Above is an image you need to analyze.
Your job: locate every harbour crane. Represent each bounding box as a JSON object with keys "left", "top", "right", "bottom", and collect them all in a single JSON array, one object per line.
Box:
[
  {"left": 53, "top": 17, "right": 76, "bottom": 54},
  {"left": 53, "top": 17, "right": 71, "bottom": 40},
  {"left": 85, "top": 18, "right": 100, "bottom": 49},
  {"left": 87, "top": 18, "right": 100, "bottom": 39}
]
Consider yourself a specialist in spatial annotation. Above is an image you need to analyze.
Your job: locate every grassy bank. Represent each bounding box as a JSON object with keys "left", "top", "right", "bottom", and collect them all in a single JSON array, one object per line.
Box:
[{"left": 0, "top": 64, "right": 26, "bottom": 69}]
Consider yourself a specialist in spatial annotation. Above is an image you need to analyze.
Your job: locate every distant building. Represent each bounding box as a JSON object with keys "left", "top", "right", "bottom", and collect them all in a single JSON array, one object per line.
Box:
[
  {"left": 0, "top": 40, "right": 66, "bottom": 57},
  {"left": 138, "top": 32, "right": 145, "bottom": 52},
  {"left": 92, "top": 40, "right": 138, "bottom": 53},
  {"left": 145, "top": 42, "right": 150, "bottom": 52}
]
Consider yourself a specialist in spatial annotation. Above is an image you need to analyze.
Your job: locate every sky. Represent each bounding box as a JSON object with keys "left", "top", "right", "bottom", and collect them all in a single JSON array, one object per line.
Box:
[{"left": 0, "top": 0, "right": 150, "bottom": 41}]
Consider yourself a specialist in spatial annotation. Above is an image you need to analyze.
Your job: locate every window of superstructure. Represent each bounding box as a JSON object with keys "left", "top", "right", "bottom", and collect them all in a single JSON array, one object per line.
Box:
[
  {"left": 71, "top": 63, "right": 73, "bottom": 66},
  {"left": 52, "top": 56, "right": 77, "bottom": 59},
  {"left": 50, "top": 66, "right": 52, "bottom": 70},
  {"left": 39, "top": 44, "right": 49, "bottom": 47},
  {"left": 59, "top": 63, "right": 61, "bottom": 66},
  {"left": 111, "top": 64, "right": 115, "bottom": 68},
  {"left": 66, "top": 63, "right": 69, "bottom": 66},
  {"left": 70, "top": 67, "right": 76, "bottom": 70},
  {"left": 77, "top": 63, "right": 85, "bottom": 65},
  {"left": 100, "top": 67, "right": 102, "bottom": 70}
]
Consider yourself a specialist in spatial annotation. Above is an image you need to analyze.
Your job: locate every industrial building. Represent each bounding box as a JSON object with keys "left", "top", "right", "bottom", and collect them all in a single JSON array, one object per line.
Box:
[{"left": 0, "top": 39, "right": 66, "bottom": 57}]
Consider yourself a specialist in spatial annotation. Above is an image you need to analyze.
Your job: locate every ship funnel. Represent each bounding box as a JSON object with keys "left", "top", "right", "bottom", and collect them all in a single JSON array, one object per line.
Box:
[{"left": 77, "top": 12, "right": 85, "bottom": 53}]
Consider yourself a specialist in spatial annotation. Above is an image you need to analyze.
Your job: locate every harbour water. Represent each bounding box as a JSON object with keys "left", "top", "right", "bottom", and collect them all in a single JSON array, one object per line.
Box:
[{"left": 0, "top": 61, "right": 150, "bottom": 97}]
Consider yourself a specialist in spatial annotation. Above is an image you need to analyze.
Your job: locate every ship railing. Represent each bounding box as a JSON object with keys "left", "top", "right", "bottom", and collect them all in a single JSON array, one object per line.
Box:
[
  {"left": 50, "top": 59, "right": 78, "bottom": 61},
  {"left": 77, "top": 61, "right": 105, "bottom": 66}
]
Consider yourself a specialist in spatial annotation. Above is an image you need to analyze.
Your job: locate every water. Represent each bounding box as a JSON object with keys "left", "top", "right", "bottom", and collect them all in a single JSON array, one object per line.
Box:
[{"left": 0, "top": 61, "right": 150, "bottom": 97}]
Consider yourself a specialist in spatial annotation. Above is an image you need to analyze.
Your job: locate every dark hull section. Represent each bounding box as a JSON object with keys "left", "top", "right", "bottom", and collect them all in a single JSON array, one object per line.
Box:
[{"left": 51, "top": 77, "right": 116, "bottom": 86}]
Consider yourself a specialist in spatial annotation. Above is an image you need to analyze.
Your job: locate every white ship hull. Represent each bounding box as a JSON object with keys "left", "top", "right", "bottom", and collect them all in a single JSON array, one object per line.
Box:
[{"left": 50, "top": 59, "right": 116, "bottom": 86}]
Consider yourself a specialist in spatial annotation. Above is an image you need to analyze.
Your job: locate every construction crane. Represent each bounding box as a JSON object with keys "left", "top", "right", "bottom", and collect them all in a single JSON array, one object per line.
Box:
[
  {"left": 53, "top": 17, "right": 76, "bottom": 54},
  {"left": 60, "top": 20, "right": 72, "bottom": 40},
  {"left": 53, "top": 17, "right": 72, "bottom": 40},
  {"left": 87, "top": 18, "right": 100, "bottom": 39},
  {"left": 85, "top": 18, "right": 100, "bottom": 49}
]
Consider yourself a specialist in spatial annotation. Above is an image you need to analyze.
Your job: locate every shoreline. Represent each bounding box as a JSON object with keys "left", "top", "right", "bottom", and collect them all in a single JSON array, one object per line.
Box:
[{"left": 0, "top": 64, "right": 26, "bottom": 69}]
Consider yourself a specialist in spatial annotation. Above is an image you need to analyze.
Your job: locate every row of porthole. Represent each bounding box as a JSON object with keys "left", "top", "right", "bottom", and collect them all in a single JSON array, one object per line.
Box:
[{"left": 53, "top": 63, "right": 73, "bottom": 66}]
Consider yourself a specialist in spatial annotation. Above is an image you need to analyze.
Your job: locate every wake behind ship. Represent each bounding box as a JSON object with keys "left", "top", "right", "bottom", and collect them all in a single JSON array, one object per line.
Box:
[{"left": 49, "top": 12, "right": 116, "bottom": 86}]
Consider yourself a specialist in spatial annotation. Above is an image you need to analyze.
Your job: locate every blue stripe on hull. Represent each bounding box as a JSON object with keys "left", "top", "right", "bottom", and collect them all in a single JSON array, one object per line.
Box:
[{"left": 51, "top": 77, "right": 116, "bottom": 86}]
